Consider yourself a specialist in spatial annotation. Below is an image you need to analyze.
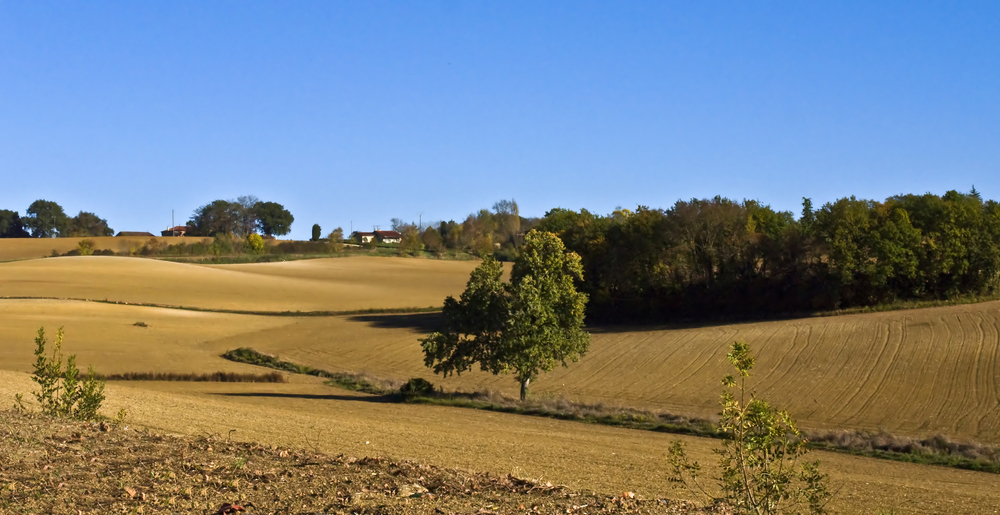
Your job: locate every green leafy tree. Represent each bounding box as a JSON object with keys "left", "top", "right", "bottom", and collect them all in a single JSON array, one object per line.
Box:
[
  {"left": 188, "top": 200, "right": 239, "bottom": 236},
  {"left": 25, "top": 200, "right": 68, "bottom": 238},
  {"left": 327, "top": 227, "right": 344, "bottom": 252},
  {"left": 0, "top": 210, "right": 30, "bottom": 237},
  {"left": 668, "top": 341, "right": 831, "bottom": 514},
  {"left": 255, "top": 201, "right": 294, "bottom": 237},
  {"left": 66, "top": 211, "right": 114, "bottom": 237},
  {"left": 421, "top": 230, "right": 590, "bottom": 400},
  {"left": 311, "top": 223, "right": 322, "bottom": 242},
  {"left": 399, "top": 224, "right": 423, "bottom": 256},
  {"left": 421, "top": 226, "right": 443, "bottom": 252}
]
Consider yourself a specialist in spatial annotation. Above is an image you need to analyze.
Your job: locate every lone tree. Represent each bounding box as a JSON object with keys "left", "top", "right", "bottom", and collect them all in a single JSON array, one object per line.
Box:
[
  {"left": 421, "top": 230, "right": 590, "bottom": 400},
  {"left": 311, "top": 223, "right": 322, "bottom": 242},
  {"left": 24, "top": 200, "right": 68, "bottom": 238},
  {"left": 255, "top": 201, "right": 294, "bottom": 237}
]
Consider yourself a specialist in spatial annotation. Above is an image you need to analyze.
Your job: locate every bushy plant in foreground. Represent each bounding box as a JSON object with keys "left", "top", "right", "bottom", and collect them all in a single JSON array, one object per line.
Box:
[
  {"left": 667, "top": 341, "right": 831, "bottom": 514},
  {"left": 20, "top": 327, "right": 106, "bottom": 421}
]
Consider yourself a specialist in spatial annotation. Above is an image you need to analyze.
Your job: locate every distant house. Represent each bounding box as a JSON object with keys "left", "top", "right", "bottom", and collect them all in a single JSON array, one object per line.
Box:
[
  {"left": 116, "top": 231, "right": 155, "bottom": 237},
  {"left": 351, "top": 230, "right": 403, "bottom": 244},
  {"left": 160, "top": 226, "right": 188, "bottom": 237}
]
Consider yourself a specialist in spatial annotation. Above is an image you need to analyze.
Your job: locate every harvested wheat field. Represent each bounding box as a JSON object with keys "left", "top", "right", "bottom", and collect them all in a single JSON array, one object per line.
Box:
[
  {"left": 0, "top": 255, "right": 497, "bottom": 311},
  {"left": 0, "top": 236, "right": 207, "bottom": 262},
  {"left": 182, "top": 301, "right": 1000, "bottom": 444},
  {"left": 1, "top": 371, "right": 999, "bottom": 513}
]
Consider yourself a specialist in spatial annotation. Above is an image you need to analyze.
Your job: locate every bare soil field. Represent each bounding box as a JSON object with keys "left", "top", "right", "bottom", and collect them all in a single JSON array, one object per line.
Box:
[
  {"left": 0, "top": 256, "right": 494, "bottom": 311},
  {"left": 0, "top": 236, "right": 206, "bottom": 262},
  {"left": 0, "top": 410, "right": 679, "bottom": 515}
]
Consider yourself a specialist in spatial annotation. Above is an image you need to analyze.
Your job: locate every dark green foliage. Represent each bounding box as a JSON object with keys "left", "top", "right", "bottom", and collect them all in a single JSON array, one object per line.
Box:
[
  {"left": 188, "top": 200, "right": 240, "bottom": 237},
  {"left": 400, "top": 377, "right": 435, "bottom": 398},
  {"left": 256, "top": 201, "right": 294, "bottom": 236},
  {"left": 421, "top": 230, "right": 590, "bottom": 400},
  {"left": 24, "top": 200, "right": 68, "bottom": 238},
  {"left": 0, "top": 210, "right": 30, "bottom": 238},
  {"left": 65, "top": 211, "right": 114, "bottom": 237},
  {"left": 539, "top": 189, "right": 1000, "bottom": 323},
  {"left": 27, "top": 327, "right": 106, "bottom": 421},
  {"left": 311, "top": 223, "right": 321, "bottom": 242}
]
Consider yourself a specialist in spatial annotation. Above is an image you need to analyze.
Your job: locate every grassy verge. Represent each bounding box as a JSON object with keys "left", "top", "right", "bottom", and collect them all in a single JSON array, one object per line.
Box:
[
  {"left": 220, "top": 348, "right": 399, "bottom": 394},
  {"left": 0, "top": 296, "right": 440, "bottom": 317},
  {"left": 98, "top": 371, "right": 286, "bottom": 383},
  {"left": 222, "top": 347, "right": 1000, "bottom": 475}
]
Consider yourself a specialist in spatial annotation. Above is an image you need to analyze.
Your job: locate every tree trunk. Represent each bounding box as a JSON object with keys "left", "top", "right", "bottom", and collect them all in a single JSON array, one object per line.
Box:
[{"left": 519, "top": 377, "right": 530, "bottom": 401}]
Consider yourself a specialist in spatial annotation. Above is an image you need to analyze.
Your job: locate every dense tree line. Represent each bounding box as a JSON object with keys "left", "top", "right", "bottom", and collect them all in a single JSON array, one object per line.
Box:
[
  {"left": 187, "top": 195, "right": 294, "bottom": 237},
  {"left": 0, "top": 200, "right": 113, "bottom": 238},
  {"left": 535, "top": 189, "right": 1000, "bottom": 322}
]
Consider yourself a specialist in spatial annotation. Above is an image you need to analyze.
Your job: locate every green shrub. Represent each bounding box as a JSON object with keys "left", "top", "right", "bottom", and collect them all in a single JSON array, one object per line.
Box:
[
  {"left": 77, "top": 239, "right": 95, "bottom": 256},
  {"left": 26, "top": 327, "right": 106, "bottom": 421},
  {"left": 667, "top": 341, "right": 831, "bottom": 514},
  {"left": 400, "top": 378, "right": 435, "bottom": 398}
]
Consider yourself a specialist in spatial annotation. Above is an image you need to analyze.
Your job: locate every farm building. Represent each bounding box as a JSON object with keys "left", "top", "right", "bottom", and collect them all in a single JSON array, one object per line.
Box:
[
  {"left": 160, "top": 226, "right": 188, "bottom": 237},
  {"left": 350, "top": 230, "right": 403, "bottom": 244}
]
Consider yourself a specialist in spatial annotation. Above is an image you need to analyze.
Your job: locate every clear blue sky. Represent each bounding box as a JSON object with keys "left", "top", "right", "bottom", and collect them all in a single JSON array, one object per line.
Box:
[{"left": 2, "top": 1, "right": 997, "bottom": 239}]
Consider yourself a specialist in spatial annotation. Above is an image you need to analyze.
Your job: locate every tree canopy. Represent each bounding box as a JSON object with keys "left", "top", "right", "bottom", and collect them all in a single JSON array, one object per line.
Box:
[
  {"left": 255, "top": 201, "right": 294, "bottom": 236},
  {"left": 421, "top": 230, "right": 590, "bottom": 400},
  {"left": 187, "top": 196, "right": 292, "bottom": 237},
  {"left": 24, "top": 200, "right": 68, "bottom": 238},
  {"left": 535, "top": 189, "right": 1000, "bottom": 322},
  {"left": 65, "top": 211, "right": 114, "bottom": 237},
  {"left": 0, "top": 210, "right": 30, "bottom": 238}
]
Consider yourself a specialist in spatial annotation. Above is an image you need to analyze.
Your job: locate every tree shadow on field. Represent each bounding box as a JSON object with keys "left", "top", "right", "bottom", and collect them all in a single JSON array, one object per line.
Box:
[
  {"left": 347, "top": 312, "right": 444, "bottom": 332},
  {"left": 214, "top": 392, "right": 399, "bottom": 404}
]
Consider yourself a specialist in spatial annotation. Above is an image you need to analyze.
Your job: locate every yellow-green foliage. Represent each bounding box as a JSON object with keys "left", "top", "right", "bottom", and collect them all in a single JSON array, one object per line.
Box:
[
  {"left": 76, "top": 239, "right": 95, "bottom": 256},
  {"left": 668, "top": 341, "right": 831, "bottom": 514},
  {"left": 245, "top": 233, "right": 265, "bottom": 254},
  {"left": 25, "top": 327, "right": 106, "bottom": 421}
]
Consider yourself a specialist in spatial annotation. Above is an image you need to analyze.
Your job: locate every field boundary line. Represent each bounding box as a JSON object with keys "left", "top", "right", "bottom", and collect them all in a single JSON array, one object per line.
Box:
[{"left": 0, "top": 296, "right": 441, "bottom": 317}]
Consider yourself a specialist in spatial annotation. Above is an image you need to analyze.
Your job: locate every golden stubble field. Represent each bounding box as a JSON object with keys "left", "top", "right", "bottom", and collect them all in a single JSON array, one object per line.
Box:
[
  {"left": 2, "top": 255, "right": 1000, "bottom": 511},
  {"left": 0, "top": 236, "right": 208, "bottom": 261},
  {"left": 0, "top": 255, "right": 495, "bottom": 311}
]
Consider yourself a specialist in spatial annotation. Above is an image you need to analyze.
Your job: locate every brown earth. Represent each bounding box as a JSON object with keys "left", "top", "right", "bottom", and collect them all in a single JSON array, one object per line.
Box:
[{"left": 0, "top": 410, "right": 699, "bottom": 515}]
